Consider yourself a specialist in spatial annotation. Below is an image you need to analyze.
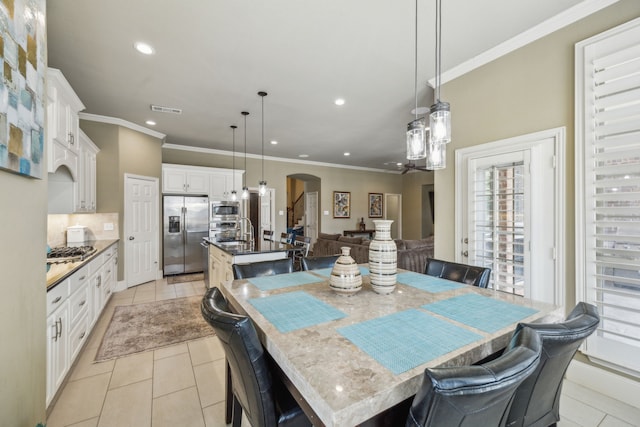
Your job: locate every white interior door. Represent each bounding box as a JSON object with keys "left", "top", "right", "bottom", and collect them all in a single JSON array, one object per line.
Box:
[
  {"left": 259, "top": 188, "right": 274, "bottom": 241},
  {"left": 125, "top": 174, "right": 159, "bottom": 287},
  {"left": 384, "top": 193, "right": 402, "bottom": 239},
  {"left": 305, "top": 191, "right": 318, "bottom": 245}
]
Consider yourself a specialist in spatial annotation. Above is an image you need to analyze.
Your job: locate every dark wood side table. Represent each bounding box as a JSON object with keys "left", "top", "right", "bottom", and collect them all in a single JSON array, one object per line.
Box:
[{"left": 343, "top": 229, "right": 376, "bottom": 238}]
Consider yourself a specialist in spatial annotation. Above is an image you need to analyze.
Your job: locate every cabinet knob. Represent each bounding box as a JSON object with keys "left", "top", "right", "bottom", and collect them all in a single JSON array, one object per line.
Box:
[{"left": 129, "top": 236, "right": 135, "bottom": 240}]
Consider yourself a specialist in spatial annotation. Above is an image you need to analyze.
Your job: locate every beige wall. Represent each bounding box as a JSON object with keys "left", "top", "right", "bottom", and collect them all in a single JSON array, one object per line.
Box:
[
  {"left": 81, "top": 120, "right": 163, "bottom": 280},
  {"left": 434, "top": 0, "right": 640, "bottom": 311},
  {"left": 0, "top": 151, "right": 47, "bottom": 424},
  {"left": 163, "top": 148, "right": 403, "bottom": 235}
]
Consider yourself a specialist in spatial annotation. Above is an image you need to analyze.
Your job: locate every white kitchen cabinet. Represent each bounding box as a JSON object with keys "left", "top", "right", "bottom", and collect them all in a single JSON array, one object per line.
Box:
[
  {"left": 210, "top": 170, "right": 244, "bottom": 200},
  {"left": 162, "top": 164, "right": 210, "bottom": 194},
  {"left": 74, "top": 130, "right": 99, "bottom": 212},
  {"left": 162, "top": 164, "right": 244, "bottom": 201},
  {"left": 46, "top": 278, "right": 71, "bottom": 406},
  {"left": 47, "top": 68, "right": 85, "bottom": 177},
  {"left": 46, "top": 242, "right": 118, "bottom": 407}
]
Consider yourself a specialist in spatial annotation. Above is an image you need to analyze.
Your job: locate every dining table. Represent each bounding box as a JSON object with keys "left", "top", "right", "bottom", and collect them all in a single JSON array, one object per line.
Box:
[{"left": 219, "top": 265, "right": 563, "bottom": 427}]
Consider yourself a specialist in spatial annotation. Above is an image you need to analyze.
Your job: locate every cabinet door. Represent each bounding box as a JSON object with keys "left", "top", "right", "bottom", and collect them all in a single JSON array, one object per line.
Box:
[
  {"left": 163, "top": 168, "right": 187, "bottom": 193},
  {"left": 90, "top": 267, "right": 104, "bottom": 325},
  {"left": 186, "top": 171, "right": 209, "bottom": 194},
  {"left": 46, "top": 304, "right": 69, "bottom": 406},
  {"left": 210, "top": 173, "right": 228, "bottom": 200}
]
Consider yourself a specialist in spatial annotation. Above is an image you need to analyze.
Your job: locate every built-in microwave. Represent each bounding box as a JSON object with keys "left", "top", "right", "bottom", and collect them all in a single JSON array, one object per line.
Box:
[{"left": 211, "top": 201, "right": 240, "bottom": 220}]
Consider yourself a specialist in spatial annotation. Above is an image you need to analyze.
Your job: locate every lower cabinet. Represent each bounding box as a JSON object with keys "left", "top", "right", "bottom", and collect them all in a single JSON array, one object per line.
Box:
[
  {"left": 46, "top": 242, "right": 118, "bottom": 407},
  {"left": 208, "top": 244, "right": 287, "bottom": 288}
]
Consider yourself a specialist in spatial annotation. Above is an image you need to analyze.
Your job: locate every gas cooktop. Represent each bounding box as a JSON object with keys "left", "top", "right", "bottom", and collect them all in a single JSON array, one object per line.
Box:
[{"left": 47, "top": 246, "right": 97, "bottom": 264}]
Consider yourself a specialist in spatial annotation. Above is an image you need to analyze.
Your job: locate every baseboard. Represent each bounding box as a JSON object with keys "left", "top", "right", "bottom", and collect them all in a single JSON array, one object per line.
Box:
[
  {"left": 114, "top": 279, "right": 127, "bottom": 292},
  {"left": 566, "top": 359, "right": 640, "bottom": 408}
]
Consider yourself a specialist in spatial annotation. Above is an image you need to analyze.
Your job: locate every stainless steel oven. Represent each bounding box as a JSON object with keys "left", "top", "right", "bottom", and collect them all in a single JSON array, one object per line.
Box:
[
  {"left": 210, "top": 201, "right": 240, "bottom": 241},
  {"left": 211, "top": 201, "right": 240, "bottom": 221}
]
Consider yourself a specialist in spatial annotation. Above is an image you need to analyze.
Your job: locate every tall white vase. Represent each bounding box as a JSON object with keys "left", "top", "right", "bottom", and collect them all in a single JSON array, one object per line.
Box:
[{"left": 368, "top": 220, "right": 397, "bottom": 294}]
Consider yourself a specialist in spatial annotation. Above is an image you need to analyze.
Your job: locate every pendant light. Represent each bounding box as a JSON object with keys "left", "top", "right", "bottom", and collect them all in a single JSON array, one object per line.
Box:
[
  {"left": 427, "top": 0, "right": 450, "bottom": 169},
  {"left": 241, "top": 111, "right": 250, "bottom": 200},
  {"left": 229, "top": 125, "right": 238, "bottom": 201},
  {"left": 406, "top": 0, "right": 427, "bottom": 160},
  {"left": 258, "top": 91, "right": 268, "bottom": 197}
]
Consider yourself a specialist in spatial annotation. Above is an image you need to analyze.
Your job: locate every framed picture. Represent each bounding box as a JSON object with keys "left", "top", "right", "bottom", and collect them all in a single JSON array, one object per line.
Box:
[
  {"left": 333, "top": 191, "right": 351, "bottom": 218},
  {"left": 368, "top": 193, "right": 383, "bottom": 218}
]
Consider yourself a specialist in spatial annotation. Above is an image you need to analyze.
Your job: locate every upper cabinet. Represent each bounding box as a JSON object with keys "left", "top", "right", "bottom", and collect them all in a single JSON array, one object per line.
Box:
[
  {"left": 162, "top": 164, "right": 244, "bottom": 201},
  {"left": 74, "top": 131, "right": 99, "bottom": 212},
  {"left": 162, "top": 165, "right": 210, "bottom": 194},
  {"left": 47, "top": 68, "right": 85, "bottom": 178}
]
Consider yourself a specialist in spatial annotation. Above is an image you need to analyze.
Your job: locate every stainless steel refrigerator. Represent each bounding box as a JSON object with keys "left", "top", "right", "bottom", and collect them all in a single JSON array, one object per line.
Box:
[{"left": 163, "top": 195, "right": 209, "bottom": 275}]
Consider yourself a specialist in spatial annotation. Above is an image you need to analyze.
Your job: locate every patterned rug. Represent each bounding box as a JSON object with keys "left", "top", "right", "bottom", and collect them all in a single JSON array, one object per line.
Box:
[
  {"left": 166, "top": 272, "right": 204, "bottom": 284},
  {"left": 95, "top": 296, "right": 213, "bottom": 362}
]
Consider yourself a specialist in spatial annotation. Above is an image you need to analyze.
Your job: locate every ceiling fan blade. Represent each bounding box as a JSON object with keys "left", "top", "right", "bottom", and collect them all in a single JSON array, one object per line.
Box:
[{"left": 401, "top": 168, "right": 410, "bottom": 175}]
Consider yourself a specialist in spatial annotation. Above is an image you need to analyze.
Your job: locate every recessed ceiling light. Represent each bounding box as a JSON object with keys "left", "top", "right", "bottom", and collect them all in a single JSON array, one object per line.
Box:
[
  {"left": 145, "top": 120, "right": 156, "bottom": 126},
  {"left": 344, "top": 152, "right": 350, "bottom": 156},
  {"left": 270, "top": 140, "right": 278, "bottom": 145},
  {"left": 134, "top": 42, "right": 155, "bottom": 55},
  {"left": 396, "top": 162, "right": 403, "bottom": 166},
  {"left": 299, "top": 154, "right": 309, "bottom": 158},
  {"left": 334, "top": 98, "right": 345, "bottom": 106}
]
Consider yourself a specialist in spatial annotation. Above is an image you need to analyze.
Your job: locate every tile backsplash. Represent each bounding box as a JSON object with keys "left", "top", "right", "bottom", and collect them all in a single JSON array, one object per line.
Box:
[{"left": 48, "top": 213, "right": 120, "bottom": 247}]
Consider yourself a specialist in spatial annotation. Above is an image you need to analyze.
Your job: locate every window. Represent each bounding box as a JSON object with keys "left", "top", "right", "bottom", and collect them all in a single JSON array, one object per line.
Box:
[
  {"left": 575, "top": 18, "right": 640, "bottom": 376},
  {"left": 456, "top": 128, "right": 565, "bottom": 305}
]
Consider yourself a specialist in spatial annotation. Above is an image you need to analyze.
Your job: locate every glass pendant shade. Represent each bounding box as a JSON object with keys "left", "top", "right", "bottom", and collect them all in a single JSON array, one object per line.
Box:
[
  {"left": 429, "top": 101, "right": 451, "bottom": 145},
  {"left": 230, "top": 190, "right": 237, "bottom": 201},
  {"left": 426, "top": 140, "right": 446, "bottom": 170},
  {"left": 258, "top": 180, "right": 267, "bottom": 196},
  {"left": 241, "top": 186, "right": 249, "bottom": 199},
  {"left": 406, "top": 117, "right": 427, "bottom": 160}
]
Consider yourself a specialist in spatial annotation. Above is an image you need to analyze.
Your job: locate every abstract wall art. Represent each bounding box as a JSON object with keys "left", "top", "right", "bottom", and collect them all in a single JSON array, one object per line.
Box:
[{"left": 0, "top": 0, "right": 47, "bottom": 179}]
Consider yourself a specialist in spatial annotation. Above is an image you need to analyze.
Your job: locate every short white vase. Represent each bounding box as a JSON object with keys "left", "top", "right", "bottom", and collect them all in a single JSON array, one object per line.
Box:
[
  {"left": 368, "top": 220, "right": 397, "bottom": 294},
  {"left": 329, "top": 247, "right": 362, "bottom": 295}
]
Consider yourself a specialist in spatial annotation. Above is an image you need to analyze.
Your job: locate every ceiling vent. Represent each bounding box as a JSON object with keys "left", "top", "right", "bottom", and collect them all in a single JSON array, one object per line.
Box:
[{"left": 150, "top": 104, "right": 182, "bottom": 114}]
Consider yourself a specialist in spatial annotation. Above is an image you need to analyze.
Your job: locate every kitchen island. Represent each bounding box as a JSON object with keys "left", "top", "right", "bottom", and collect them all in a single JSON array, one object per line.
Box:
[{"left": 204, "top": 238, "right": 298, "bottom": 289}]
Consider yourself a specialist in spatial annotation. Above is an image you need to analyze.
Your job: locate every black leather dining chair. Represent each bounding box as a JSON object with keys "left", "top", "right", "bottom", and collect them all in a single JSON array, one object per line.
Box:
[
  {"left": 506, "top": 302, "right": 600, "bottom": 427},
  {"left": 301, "top": 255, "right": 340, "bottom": 271},
  {"left": 232, "top": 257, "right": 294, "bottom": 279},
  {"left": 424, "top": 257, "right": 491, "bottom": 288},
  {"left": 201, "top": 287, "right": 311, "bottom": 427},
  {"left": 406, "top": 325, "right": 542, "bottom": 427}
]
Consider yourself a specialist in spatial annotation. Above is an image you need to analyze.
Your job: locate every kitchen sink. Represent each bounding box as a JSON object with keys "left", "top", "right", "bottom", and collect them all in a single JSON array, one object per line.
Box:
[{"left": 217, "top": 240, "right": 249, "bottom": 247}]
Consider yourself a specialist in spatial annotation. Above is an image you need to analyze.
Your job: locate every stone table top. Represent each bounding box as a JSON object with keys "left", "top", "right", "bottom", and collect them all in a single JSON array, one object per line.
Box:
[{"left": 220, "top": 267, "right": 562, "bottom": 427}]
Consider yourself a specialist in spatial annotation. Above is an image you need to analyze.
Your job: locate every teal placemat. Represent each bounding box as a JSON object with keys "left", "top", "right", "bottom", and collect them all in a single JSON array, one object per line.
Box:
[
  {"left": 337, "top": 309, "right": 481, "bottom": 375},
  {"left": 314, "top": 266, "right": 370, "bottom": 277},
  {"left": 247, "top": 272, "right": 324, "bottom": 291},
  {"left": 423, "top": 293, "right": 538, "bottom": 333},
  {"left": 397, "top": 272, "right": 465, "bottom": 293},
  {"left": 249, "top": 291, "right": 346, "bottom": 333}
]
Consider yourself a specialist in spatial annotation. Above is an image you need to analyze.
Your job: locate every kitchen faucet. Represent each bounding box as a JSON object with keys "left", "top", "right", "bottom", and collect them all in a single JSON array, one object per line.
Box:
[{"left": 239, "top": 217, "right": 255, "bottom": 247}]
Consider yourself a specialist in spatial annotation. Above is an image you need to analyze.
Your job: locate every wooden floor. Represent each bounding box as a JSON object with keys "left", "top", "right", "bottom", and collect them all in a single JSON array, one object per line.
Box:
[{"left": 47, "top": 278, "right": 640, "bottom": 427}]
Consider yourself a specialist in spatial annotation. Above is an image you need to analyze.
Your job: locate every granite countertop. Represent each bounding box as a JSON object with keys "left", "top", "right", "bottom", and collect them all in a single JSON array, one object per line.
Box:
[
  {"left": 205, "top": 237, "right": 297, "bottom": 256},
  {"left": 46, "top": 239, "right": 119, "bottom": 290}
]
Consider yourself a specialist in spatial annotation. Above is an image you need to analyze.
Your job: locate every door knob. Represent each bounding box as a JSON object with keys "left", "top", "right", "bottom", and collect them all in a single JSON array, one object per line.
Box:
[
  {"left": 129, "top": 236, "right": 135, "bottom": 240},
  {"left": 462, "top": 251, "right": 469, "bottom": 257}
]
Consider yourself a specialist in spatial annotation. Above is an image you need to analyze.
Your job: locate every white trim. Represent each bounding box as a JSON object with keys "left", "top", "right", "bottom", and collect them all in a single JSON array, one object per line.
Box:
[
  {"left": 428, "top": 0, "right": 620, "bottom": 87},
  {"left": 162, "top": 143, "right": 400, "bottom": 174},
  {"left": 455, "top": 127, "right": 566, "bottom": 305},
  {"left": 566, "top": 359, "right": 640, "bottom": 408},
  {"left": 79, "top": 112, "right": 166, "bottom": 140}
]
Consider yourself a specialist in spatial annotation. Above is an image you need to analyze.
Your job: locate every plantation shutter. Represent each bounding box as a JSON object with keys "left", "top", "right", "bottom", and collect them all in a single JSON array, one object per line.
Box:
[
  {"left": 472, "top": 161, "right": 527, "bottom": 295},
  {"left": 576, "top": 18, "right": 640, "bottom": 374}
]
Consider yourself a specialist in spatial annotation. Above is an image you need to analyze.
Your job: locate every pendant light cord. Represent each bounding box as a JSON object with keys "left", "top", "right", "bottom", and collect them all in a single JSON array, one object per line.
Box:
[
  {"left": 242, "top": 112, "right": 248, "bottom": 188},
  {"left": 414, "top": 0, "right": 418, "bottom": 120},
  {"left": 435, "top": 0, "right": 442, "bottom": 102},
  {"left": 231, "top": 126, "right": 236, "bottom": 189},
  {"left": 261, "top": 95, "right": 264, "bottom": 181}
]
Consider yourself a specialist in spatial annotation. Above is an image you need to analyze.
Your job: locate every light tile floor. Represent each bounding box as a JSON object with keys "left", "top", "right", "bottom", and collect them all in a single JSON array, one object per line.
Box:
[{"left": 47, "top": 277, "right": 640, "bottom": 427}]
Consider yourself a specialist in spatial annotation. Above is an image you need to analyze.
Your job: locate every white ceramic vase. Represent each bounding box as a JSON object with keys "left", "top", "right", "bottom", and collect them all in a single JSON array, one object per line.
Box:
[
  {"left": 329, "top": 247, "right": 362, "bottom": 295},
  {"left": 368, "top": 220, "right": 397, "bottom": 294}
]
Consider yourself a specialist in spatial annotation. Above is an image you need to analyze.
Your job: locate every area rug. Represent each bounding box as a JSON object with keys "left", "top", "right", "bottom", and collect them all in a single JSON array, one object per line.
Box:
[
  {"left": 167, "top": 272, "right": 204, "bottom": 284},
  {"left": 95, "top": 296, "right": 213, "bottom": 362}
]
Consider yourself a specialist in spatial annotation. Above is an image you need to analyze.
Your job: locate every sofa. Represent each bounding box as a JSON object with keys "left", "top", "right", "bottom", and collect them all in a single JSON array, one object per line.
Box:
[{"left": 312, "top": 233, "right": 434, "bottom": 273}]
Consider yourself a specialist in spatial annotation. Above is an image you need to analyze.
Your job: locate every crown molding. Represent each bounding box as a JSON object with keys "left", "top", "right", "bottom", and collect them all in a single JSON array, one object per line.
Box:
[
  {"left": 79, "top": 113, "right": 166, "bottom": 140},
  {"left": 161, "top": 143, "right": 400, "bottom": 174},
  {"left": 427, "top": 0, "right": 620, "bottom": 87}
]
